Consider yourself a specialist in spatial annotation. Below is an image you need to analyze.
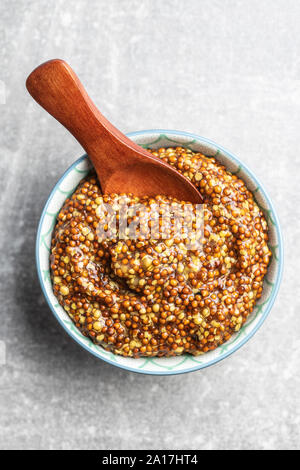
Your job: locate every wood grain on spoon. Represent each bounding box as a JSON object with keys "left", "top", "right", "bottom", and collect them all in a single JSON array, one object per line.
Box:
[{"left": 26, "top": 59, "right": 202, "bottom": 203}]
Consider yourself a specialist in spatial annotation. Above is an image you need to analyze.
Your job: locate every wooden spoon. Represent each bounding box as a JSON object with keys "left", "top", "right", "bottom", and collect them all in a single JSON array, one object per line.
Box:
[{"left": 26, "top": 59, "right": 202, "bottom": 203}]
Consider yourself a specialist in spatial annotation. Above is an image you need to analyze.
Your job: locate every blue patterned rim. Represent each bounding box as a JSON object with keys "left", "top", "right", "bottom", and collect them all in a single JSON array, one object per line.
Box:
[{"left": 36, "top": 130, "right": 284, "bottom": 375}]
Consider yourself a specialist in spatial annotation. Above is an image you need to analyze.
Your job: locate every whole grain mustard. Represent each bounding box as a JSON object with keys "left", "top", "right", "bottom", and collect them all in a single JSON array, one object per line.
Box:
[{"left": 50, "top": 147, "right": 271, "bottom": 357}]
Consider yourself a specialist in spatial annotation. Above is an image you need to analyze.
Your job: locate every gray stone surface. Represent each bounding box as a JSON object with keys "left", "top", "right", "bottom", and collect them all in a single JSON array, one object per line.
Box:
[{"left": 0, "top": 0, "right": 299, "bottom": 450}]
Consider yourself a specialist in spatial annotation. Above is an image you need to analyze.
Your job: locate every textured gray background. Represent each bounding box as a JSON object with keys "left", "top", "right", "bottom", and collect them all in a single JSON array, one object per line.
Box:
[{"left": 0, "top": 0, "right": 299, "bottom": 450}]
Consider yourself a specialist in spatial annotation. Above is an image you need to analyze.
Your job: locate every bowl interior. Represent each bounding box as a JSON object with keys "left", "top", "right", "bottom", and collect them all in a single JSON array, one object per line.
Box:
[{"left": 36, "top": 130, "right": 282, "bottom": 374}]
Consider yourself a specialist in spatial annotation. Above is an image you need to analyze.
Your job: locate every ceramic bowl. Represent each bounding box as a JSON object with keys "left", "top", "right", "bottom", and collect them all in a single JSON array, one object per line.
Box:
[{"left": 36, "top": 130, "right": 283, "bottom": 375}]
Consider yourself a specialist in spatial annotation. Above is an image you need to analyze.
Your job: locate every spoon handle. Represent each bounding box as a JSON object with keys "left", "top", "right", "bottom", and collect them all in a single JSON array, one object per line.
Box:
[{"left": 26, "top": 59, "right": 150, "bottom": 179}]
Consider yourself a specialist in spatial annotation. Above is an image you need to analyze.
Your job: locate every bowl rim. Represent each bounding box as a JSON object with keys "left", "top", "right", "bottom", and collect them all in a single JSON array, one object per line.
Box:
[{"left": 36, "top": 129, "right": 284, "bottom": 375}]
